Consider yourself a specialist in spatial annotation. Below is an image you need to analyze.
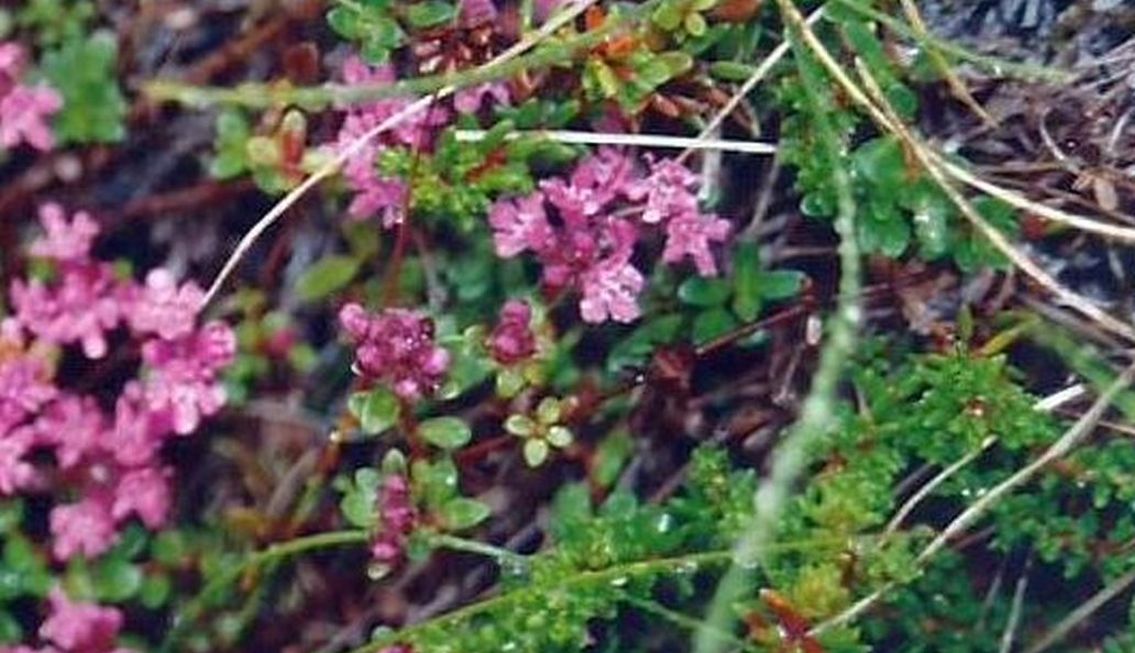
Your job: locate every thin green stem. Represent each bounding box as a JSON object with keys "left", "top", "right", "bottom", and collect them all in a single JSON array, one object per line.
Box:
[
  {"left": 428, "top": 533, "right": 530, "bottom": 566},
  {"left": 343, "top": 535, "right": 866, "bottom": 653},
  {"left": 145, "top": 3, "right": 654, "bottom": 111},
  {"left": 693, "top": 3, "right": 862, "bottom": 651},
  {"left": 160, "top": 530, "right": 370, "bottom": 653},
  {"left": 832, "top": 0, "right": 1072, "bottom": 83}
]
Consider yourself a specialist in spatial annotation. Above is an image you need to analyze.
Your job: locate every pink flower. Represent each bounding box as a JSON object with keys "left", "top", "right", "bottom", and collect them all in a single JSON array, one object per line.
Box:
[
  {"left": 489, "top": 194, "right": 553, "bottom": 257},
  {"left": 534, "top": 0, "right": 565, "bottom": 21},
  {"left": 0, "top": 43, "right": 27, "bottom": 91},
  {"left": 539, "top": 148, "right": 632, "bottom": 223},
  {"left": 371, "top": 474, "right": 417, "bottom": 568},
  {"left": 30, "top": 204, "right": 99, "bottom": 262},
  {"left": 49, "top": 497, "right": 118, "bottom": 561},
  {"left": 459, "top": 0, "right": 498, "bottom": 27},
  {"left": 39, "top": 588, "right": 124, "bottom": 652},
  {"left": 579, "top": 255, "right": 644, "bottom": 324},
  {"left": 339, "top": 304, "right": 450, "bottom": 400},
  {"left": 454, "top": 82, "right": 510, "bottom": 114},
  {"left": 140, "top": 322, "right": 236, "bottom": 435},
  {"left": 34, "top": 395, "right": 104, "bottom": 469},
  {"left": 662, "top": 211, "right": 731, "bottom": 276},
  {"left": 0, "top": 427, "right": 37, "bottom": 495},
  {"left": 335, "top": 56, "right": 449, "bottom": 226},
  {"left": 111, "top": 467, "right": 171, "bottom": 529},
  {"left": 625, "top": 157, "right": 701, "bottom": 224},
  {"left": 0, "top": 84, "right": 62, "bottom": 152},
  {"left": 10, "top": 262, "right": 121, "bottom": 359},
  {"left": 107, "top": 383, "right": 165, "bottom": 466},
  {"left": 0, "top": 353, "right": 57, "bottom": 434},
  {"left": 488, "top": 300, "right": 537, "bottom": 364},
  {"left": 124, "top": 269, "right": 205, "bottom": 341}
]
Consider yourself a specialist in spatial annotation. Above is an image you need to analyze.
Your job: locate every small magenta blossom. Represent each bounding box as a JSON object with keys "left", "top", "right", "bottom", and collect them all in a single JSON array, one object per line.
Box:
[
  {"left": 455, "top": 82, "right": 511, "bottom": 114},
  {"left": 124, "top": 270, "right": 206, "bottom": 341},
  {"left": 662, "top": 211, "right": 732, "bottom": 276},
  {"left": 111, "top": 466, "right": 172, "bottom": 529},
  {"left": 489, "top": 300, "right": 537, "bottom": 365},
  {"left": 371, "top": 474, "right": 417, "bottom": 569},
  {"left": 49, "top": 496, "right": 118, "bottom": 561},
  {"left": 579, "top": 252, "right": 645, "bottom": 324},
  {"left": 107, "top": 382, "right": 165, "bottom": 467},
  {"left": 459, "top": 0, "right": 497, "bottom": 26},
  {"left": 10, "top": 262, "right": 122, "bottom": 359},
  {"left": 625, "top": 157, "right": 701, "bottom": 224},
  {"left": 489, "top": 194, "right": 554, "bottom": 257},
  {"left": 334, "top": 56, "right": 448, "bottom": 226},
  {"left": 339, "top": 304, "right": 451, "bottom": 400},
  {"left": 488, "top": 151, "right": 730, "bottom": 323},
  {"left": 0, "top": 84, "right": 63, "bottom": 151},
  {"left": 30, "top": 204, "right": 100, "bottom": 262},
  {"left": 0, "top": 346, "right": 57, "bottom": 435},
  {"left": 140, "top": 321, "right": 237, "bottom": 435},
  {"left": 540, "top": 148, "right": 631, "bottom": 222},
  {"left": 3, "top": 201, "right": 237, "bottom": 562},
  {"left": 0, "top": 42, "right": 61, "bottom": 152},
  {"left": 0, "top": 427, "right": 37, "bottom": 495},
  {"left": 39, "top": 588, "right": 130, "bottom": 653},
  {"left": 33, "top": 395, "right": 105, "bottom": 470}
]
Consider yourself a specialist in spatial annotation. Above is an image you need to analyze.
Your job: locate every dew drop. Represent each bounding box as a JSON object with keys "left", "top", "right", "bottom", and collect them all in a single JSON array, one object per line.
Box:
[{"left": 367, "top": 561, "right": 392, "bottom": 580}]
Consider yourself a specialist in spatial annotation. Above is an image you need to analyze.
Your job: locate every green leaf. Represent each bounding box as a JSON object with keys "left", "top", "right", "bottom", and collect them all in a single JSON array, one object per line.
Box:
[
  {"left": 607, "top": 314, "right": 684, "bottom": 373},
  {"left": 440, "top": 498, "right": 491, "bottom": 530},
  {"left": 505, "top": 414, "right": 537, "bottom": 437},
  {"left": 684, "top": 11, "right": 706, "bottom": 36},
  {"left": 140, "top": 572, "right": 172, "bottom": 609},
  {"left": 731, "top": 242, "right": 762, "bottom": 320},
  {"left": 523, "top": 438, "right": 550, "bottom": 467},
  {"left": 340, "top": 468, "right": 381, "bottom": 529},
  {"left": 92, "top": 556, "right": 143, "bottom": 602},
  {"left": 0, "top": 610, "right": 21, "bottom": 645},
  {"left": 0, "top": 501, "right": 24, "bottom": 534},
  {"left": 859, "top": 199, "right": 910, "bottom": 257},
  {"left": 348, "top": 388, "right": 401, "bottom": 436},
  {"left": 414, "top": 458, "right": 459, "bottom": 509},
  {"left": 652, "top": 0, "right": 684, "bottom": 30},
  {"left": 546, "top": 425, "right": 574, "bottom": 448},
  {"left": 296, "top": 255, "right": 361, "bottom": 302},
  {"left": 418, "top": 417, "right": 472, "bottom": 450},
  {"left": 709, "top": 61, "right": 757, "bottom": 81},
  {"left": 152, "top": 531, "right": 188, "bottom": 566},
  {"left": 405, "top": 0, "right": 456, "bottom": 27},
  {"left": 656, "top": 51, "right": 694, "bottom": 76},
  {"left": 853, "top": 136, "right": 906, "bottom": 191},
  {"left": 594, "top": 431, "right": 634, "bottom": 488},
  {"left": 692, "top": 307, "right": 738, "bottom": 344},
  {"left": 42, "top": 31, "right": 127, "bottom": 144},
  {"left": 678, "top": 277, "right": 732, "bottom": 307},
  {"left": 326, "top": 7, "right": 361, "bottom": 37},
  {"left": 297, "top": 254, "right": 363, "bottom": 301},
  {"left": 760, "top": 270, "right": 805, "bottom": 301}
]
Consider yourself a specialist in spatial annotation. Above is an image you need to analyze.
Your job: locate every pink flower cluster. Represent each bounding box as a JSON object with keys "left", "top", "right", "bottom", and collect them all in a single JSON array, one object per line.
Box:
[
  {"left": 333, "top": 57, "right": 447, "bottom": 227},
  {"left": 332, "top": 53, "right": 510, "bottom": 226},
  {"left": 0, "top": 587, "right": 133, "bottom": 653},
  {"left": 0, "top": 42, "right": 62, "bottom": 151},
  {"left": 488, "top": 300, "right": 537, "bottom": 365},
  {"left": 0, "top": 204, "right": 235, "bottom": 561},
  {"left": 339, "top": 303, "right": 450, "bottom": 400},
  {"left": 489, "top": 150, "right": 731, "bottom": 323},
  {"left": 369, "top": 474, "right": 418, "bottom": 569}
]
